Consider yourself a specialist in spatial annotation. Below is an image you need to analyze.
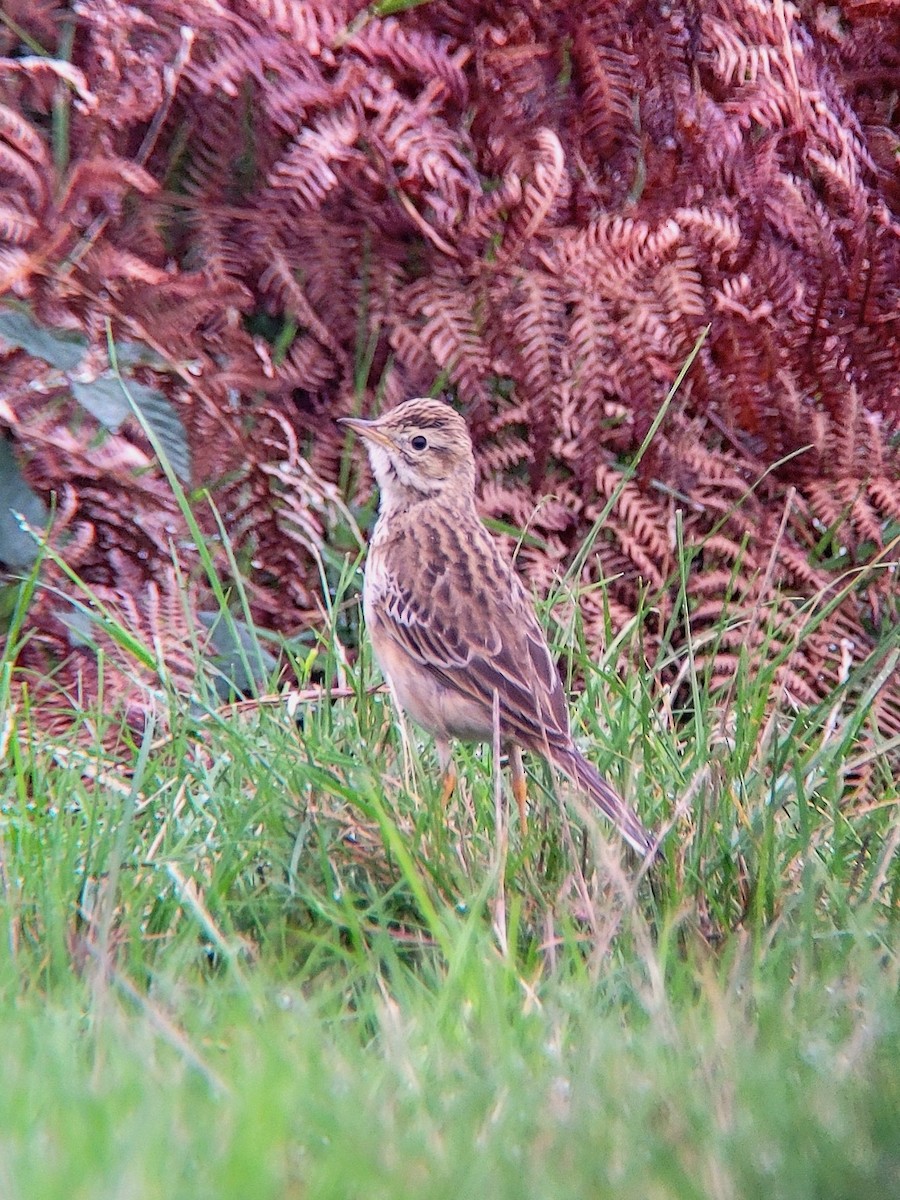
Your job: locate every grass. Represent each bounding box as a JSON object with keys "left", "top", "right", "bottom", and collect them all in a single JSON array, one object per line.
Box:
[{"left": 0, "top": 515, "right": 898, "bottom": 1198}]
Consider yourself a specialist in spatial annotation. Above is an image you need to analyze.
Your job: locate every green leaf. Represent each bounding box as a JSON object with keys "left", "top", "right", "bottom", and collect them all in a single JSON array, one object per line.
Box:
[
  {"left": 0, "top": 307, "right": 86, "bottom": 371},
  {"left": 70, "top": 374, "right": 191, "bottom": 482},
  {"left": 52, "top": 604, "right": 96, "bottom": 648},
  {"left": 199, "top": 610, "right": 280, "bottom": 699},
  {"left": 0, "top": 439, "right": 47, "bottom": 570},
  {"left": 108, "top": 340, "right": 169, "bottom": 370}
]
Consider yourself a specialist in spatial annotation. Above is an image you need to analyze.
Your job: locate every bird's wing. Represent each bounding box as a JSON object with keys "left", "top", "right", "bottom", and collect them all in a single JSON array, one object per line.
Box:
[{"left": 372, "top": 509, "right": 572, "bottom": 754}]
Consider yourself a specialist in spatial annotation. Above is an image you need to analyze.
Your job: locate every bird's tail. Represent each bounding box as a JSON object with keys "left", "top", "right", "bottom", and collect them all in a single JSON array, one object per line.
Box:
[{"left": 555, "top": 747, "right": 656, "bottom": 858}]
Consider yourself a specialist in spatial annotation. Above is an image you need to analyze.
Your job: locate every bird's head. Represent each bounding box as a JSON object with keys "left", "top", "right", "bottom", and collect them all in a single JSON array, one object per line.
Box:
[{"left": 339, "top": 398, "right": 476, "bottom": 505}]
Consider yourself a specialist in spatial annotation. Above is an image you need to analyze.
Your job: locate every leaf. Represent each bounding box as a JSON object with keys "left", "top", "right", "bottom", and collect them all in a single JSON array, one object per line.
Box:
[
  {"left": 109, "top": 340, "right": 169, "bottom": 370},
  {"left": 70, "top": 374, "right": 191, "bottom": 482},
  {"left": 0, "top": 307, "right": 86, "bottom": 371},
  {"left": 198, "top": 611, "right": 280, "bottom": 699},
  {"left": 53, "top": 604, "right": 97, "bottom": 648},
  {"left": 0, "top": 438, "right": 47, "bottom": 570}
]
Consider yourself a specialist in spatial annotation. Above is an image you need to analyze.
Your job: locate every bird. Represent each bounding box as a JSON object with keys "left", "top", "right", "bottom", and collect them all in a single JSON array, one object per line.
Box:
[{"left": 339, "top": 397, "right": 655, "bottom": 857}]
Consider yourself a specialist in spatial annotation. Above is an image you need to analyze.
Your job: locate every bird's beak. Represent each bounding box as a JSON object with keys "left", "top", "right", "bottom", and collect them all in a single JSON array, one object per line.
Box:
[{"left": 337, "top": 416, "right": 394, "bottom": 450}]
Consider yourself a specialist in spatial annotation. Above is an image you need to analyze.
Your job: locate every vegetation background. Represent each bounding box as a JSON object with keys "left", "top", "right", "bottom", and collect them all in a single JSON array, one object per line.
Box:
[{"left": 0, "top": 1, "right": 897, "bottom": 1196}]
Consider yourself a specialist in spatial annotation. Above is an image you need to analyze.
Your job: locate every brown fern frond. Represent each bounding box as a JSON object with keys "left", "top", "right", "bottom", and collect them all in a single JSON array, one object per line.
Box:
[
  {"left": 571, "top": 25, "right": 638, "bottom": 160},
  {"left": 268, "top": 335, "right": 341, "bottom": 392},
  {"left": 266, "top": 105, "right": 363, "bottom": 215},
  {"left": 0, "top": 101, "right": 51, "bottom": 169},
  {"left": 81, "top": 245, "right": 170, "bottom": 287},
  {"left": 867, "top": 477, "right": 900, "bottom": 523},
  {"left": 401, "top": 264, "right": 491, "bottom": 407},
  {"left": 0, "top": 201, "right": 39, "bottom": 246},
  {"left": 498, "top": 127, "right": 567, "bottom": 251},
  {"left": 348, "top": 17, "right": 469, "bottom": 108},
  {"left": 0, "top": 135, "right": 48, "bottom": 210},
  {"left": 367, "top": 85, "right": 480, "bottom": 235},
  {"left": 594, "top": 463, "right": 672, "bottom": 576},
  {"left": 385, "top": 325, "right": 440, "bottom": 397},
  {"left": 240, "top": 0, "right": 353, "bottom": 43},
  {"left": 474, "top": 428, "right": 533, "bottom": 478},
  {"left": 496, "top": 269, "right": 565, "bottom": 484},
  {"left": 466, "top": 172, "right": 524, "bottom": 240},
  {"left": 257, "top": 244, "right": 347, "bottom": 357},
  {"left": 57, "top": 157, "right": 159, "bottom": 211}
]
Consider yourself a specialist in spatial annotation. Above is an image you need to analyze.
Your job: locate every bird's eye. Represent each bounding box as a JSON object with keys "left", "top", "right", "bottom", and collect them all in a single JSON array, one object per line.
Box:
[{"left": 410, "top": 435, "right": 427, "bottom": 451}]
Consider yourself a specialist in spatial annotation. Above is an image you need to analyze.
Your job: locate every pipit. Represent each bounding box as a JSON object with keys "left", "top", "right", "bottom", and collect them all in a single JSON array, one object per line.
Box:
[{"left": 340, "top": 397, "right": 655, "bottom": 857}]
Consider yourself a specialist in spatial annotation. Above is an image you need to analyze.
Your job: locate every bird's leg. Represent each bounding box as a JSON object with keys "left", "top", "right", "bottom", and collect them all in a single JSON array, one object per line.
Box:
[
  {"left": 440, "top": 763, "right": 457, "bottom": 807},
  {"left": 508, "top": 744, "right": 528, "bottom": 831},
  {"left": 437, "top": 739, "right": 457, "bottom": 807}
]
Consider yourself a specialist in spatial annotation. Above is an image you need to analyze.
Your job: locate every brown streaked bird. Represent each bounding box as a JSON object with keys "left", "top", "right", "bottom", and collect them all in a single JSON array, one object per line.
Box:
[{"left": 340, "top": 397, "right": 655, "bottom": 857}]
